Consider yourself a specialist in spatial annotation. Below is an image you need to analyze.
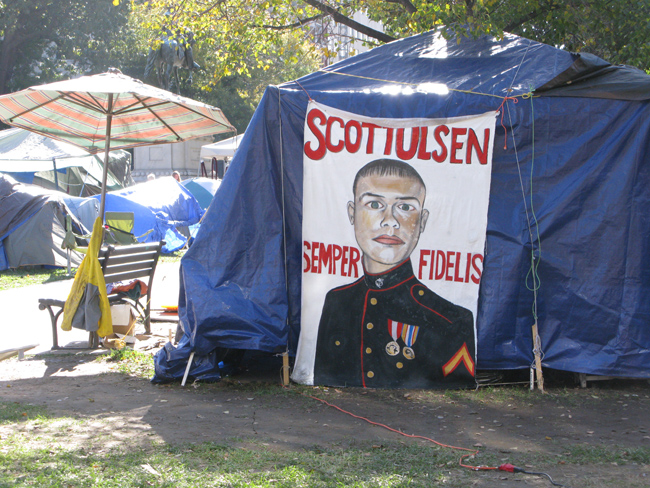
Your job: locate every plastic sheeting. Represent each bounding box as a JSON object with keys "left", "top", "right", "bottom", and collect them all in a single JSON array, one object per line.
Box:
[
  {"left": 181, "top": 177, "right": 222, "bottom": 210},
  {"left": 0, "top": 174, "right": 87, "bottom": 270},
  {"left": 0, "top": 127, "right": 128, "bottom": 196},
  {"left": 154, "top": 29, "right": 650, "bottom": 382},
  {"left": 92, "top": 178, "right": 204, "bottom": 253}
]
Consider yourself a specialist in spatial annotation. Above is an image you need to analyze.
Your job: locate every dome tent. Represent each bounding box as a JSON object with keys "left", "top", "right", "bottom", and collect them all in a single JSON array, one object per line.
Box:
[{"left": 154, "top": 28, "right": 650, "bottom": 384}]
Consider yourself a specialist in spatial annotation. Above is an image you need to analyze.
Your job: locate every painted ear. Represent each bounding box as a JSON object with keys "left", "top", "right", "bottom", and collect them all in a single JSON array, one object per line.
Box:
[
  {"left": 420, "top": 209, "right": 430, "bottom": 234},
  {"left": 347, "top": 201, "right": 355, "bottom": 225}
]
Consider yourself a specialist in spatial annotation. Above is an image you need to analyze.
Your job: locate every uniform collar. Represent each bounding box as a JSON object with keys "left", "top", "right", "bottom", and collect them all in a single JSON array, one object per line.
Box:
[{"left": 364, "top": 260, "right": 415, "bottom": 290}]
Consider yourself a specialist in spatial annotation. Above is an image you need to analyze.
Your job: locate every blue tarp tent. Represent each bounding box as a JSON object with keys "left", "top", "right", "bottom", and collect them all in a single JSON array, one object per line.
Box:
[
  {"left": 154, "top": 28, "right": 650, "bottom": 382},
  {"left": 93, "top": 177, "right": 205, "bottom": 253}
]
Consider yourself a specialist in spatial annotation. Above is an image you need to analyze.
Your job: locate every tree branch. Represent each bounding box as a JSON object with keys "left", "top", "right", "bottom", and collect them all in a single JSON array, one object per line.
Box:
[
  {"left": 301, "top": 0, "right": 397, "bottom": 43},
  {"left": 384, "top": 0, "right": 417, "bottom": 14},
  {"left": 260, "top": 13, "right": 327, "bottom": 30},
  {"left": 503, "top": 1, "right": 562, "bottom": 33}
]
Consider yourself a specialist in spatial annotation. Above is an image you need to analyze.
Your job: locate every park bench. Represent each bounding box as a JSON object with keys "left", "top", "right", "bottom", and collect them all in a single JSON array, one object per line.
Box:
[{"left": 38, "top": 241, "right": 165, "bottom": 350}]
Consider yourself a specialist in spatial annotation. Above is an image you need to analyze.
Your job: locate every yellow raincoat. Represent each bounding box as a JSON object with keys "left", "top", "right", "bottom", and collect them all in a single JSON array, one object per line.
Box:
[{"left": 61, "top": 217, "right": 112, "bottom": 336}]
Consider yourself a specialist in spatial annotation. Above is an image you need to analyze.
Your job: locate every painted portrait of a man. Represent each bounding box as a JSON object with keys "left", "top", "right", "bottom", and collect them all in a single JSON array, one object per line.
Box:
[{"left": 313, "top": 158, "right": 476, "bottom": 389}]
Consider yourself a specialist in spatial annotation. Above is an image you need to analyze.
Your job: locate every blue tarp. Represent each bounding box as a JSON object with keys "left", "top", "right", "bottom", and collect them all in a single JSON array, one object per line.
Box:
[
  {"left": 92, "top": 178, "right": 204, "bottom": 253},
  {"left": 154, "top": 29, "right": 650, "bottom": 382}
]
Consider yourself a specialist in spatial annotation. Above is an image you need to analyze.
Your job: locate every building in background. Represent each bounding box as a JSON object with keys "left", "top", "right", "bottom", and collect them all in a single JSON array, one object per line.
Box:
[
  {"left": 132, "top": 136, "right": 213, "bottom": 182},
  {"left": 313, "top": 11, "right": 383, "bottom": 65}
]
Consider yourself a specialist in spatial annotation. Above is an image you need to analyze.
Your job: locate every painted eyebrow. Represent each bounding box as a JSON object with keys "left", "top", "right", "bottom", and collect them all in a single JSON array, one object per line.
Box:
[
  {"left": 358, "top": 192, "right": 422, "bottom": 203},
  {"left": 358, "top": 192, "right": 384, "bottom": 200}
]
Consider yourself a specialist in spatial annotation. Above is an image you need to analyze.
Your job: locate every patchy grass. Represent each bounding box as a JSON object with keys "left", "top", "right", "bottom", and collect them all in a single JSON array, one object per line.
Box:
[
  {"left": 0, "top": 249, "right": 185, "bottom": 290},
  {"left": 0, "top": 266, "right": 75, "bottom": 290},
  {"left": 98, "top": 348, "right": 155, "bottom": 378},
  {"left": 2, "top": 404, "right": 649, "bottom": 488},
  {"left": 159, "top": 249, "right": 186, "bottom": 264},
  {"left": 0, "top": 402, "right": 52, "bottom": 425}
]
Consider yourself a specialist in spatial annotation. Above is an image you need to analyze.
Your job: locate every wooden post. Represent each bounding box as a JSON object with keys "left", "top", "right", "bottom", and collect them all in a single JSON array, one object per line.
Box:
[
  {"left": 531, "top": 322, "right": 545, "bottom": 393},
  {"left": 282, "top": 352, "right": 290, "bottom": 386}
]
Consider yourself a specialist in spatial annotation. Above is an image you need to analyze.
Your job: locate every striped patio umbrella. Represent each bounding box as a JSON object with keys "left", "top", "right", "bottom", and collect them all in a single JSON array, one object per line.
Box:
[{"left": 0, "top": 68, "right": 234, "bottom": 218}]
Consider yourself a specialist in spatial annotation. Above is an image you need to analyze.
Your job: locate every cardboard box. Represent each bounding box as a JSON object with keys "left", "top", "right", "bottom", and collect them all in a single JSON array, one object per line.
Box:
[{"left": 110, "top": 303, "right": 137, "bottom": 335}]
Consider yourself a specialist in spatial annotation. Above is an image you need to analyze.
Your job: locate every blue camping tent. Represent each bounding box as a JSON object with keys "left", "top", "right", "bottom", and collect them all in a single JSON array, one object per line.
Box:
[
  {"left": 154, "top": 29, "right": 650, "bottom": 382},
  {"left": 93, "top": 177, "right": 205, "bottom": 253}
]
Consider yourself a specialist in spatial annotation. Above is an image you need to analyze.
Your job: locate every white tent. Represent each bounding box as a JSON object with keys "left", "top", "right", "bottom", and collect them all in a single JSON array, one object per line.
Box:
[
  {"left": 199, "top": 134, "right": 244, "bottom": 160},
  {"left": 0, "top": 128, "right": 129, "bottom": 196}
]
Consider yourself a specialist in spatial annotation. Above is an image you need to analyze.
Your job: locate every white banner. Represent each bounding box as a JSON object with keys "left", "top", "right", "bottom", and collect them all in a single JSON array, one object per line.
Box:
[{"left": 293, "top": 102, "right": 496, "bottom": 389}]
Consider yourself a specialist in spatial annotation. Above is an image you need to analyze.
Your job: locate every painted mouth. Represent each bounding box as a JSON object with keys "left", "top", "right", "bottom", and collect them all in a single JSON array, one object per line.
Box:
[{"left": 373, "top": 235, "right": 404, "bottom": 245}]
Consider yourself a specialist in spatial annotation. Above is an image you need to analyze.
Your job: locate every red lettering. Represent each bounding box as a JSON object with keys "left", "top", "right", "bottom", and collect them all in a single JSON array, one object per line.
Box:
[
  {"left": 319, "top": 243, "right": 332, "bottom": 274},
  {"left": 466, "top": 128, "right": 490, "bottom": 165},
  {"left": 311, "top": 242, "right": 320, "bottom": 274},
  {"left": 471, "top": 254, "right": 483, "bottom": 284},
  {"left": 326, "top": 116, "right": 344, "bottom": 153},
  {"left": 303, "top": 241, "right": 311, "bottom": 272},
  {"left": 432, "top": 125, "right": 449, "bottom": 162},
  {"left": 417, "top": 127, "right": 431, "bottom": 160},
  {"left": 384, "top": 127, "right": 394, "bottom": 155},
  {"left": 304, "top": 109, "right": 327, "bottom": 160},
  {"left": 446, "top": 251, "right": 455, "bottom": 281},
  {"left": 454, "top": 251, "right": 463, "bottom": 282},
  {"left": 418, "top": 250, "right": 431, "bottom": 280},
  {"left": 341, "top": 246, "right": 350, "bottom": 277},
  {"left": 465, "top": 252, "right": 472, "bottom": 283},
  {"left": 345, "top": 120, "right": 362, "bottom": 153},
  {"left": 435, "top": 251, "right": 446, "bottom": 280},
  {"left": 450, "top": 127, "right": 467, "bottom": 164},
  {"left": 348, "top": 246, "right": 361, "bottom": 278},
  {"left": 332, "top": 245, "right": 342, "bottom": 274},
  {"left": 362, "top": 123, "right": 379, "bottom": 154},
  {"left": 395, "top": 127, "right": 419, "bottom": 160}
]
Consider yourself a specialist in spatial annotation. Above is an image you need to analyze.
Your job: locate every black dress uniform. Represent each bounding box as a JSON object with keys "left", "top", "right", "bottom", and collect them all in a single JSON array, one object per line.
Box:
[{"left": 314, "top": 259, "right": 476, "bottom": 389}]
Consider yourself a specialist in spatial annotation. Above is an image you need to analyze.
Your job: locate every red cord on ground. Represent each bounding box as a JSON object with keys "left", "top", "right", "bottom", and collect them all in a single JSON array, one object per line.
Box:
[
  {"left": 306, "top": 393, "right": 497, "bottom": 472},
  {"left": 291, "top": 390, "right": 568, "bottom": 487}
]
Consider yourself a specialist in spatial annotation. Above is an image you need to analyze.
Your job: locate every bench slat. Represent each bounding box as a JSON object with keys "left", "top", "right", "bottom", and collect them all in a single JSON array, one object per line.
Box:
[
  {"left": 104, "top": 269, "right": 157, "bottom": 287},
  {"left": 103, "top": 259, "right": 157, "bottom": 275}
]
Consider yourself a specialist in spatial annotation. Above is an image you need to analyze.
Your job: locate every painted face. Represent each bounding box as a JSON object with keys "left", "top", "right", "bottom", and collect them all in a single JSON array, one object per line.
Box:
[{"left": 348, "top": 173, "right": 429, "bottom": 274}]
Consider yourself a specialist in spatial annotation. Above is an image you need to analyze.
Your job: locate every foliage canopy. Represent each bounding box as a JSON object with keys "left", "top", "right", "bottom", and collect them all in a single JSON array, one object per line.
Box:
[{"left": 132, "top": 0, "right": 650, "bottom": 80}]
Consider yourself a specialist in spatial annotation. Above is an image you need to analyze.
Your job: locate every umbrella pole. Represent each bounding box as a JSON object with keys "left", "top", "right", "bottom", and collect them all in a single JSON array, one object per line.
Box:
[{"left": 99, "top": 94, "right": 114, "bottom": 222}]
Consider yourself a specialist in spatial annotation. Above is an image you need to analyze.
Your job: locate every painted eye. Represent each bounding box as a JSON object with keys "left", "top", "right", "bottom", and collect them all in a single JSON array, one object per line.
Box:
[
  {"left": 367, "top": 201, "right": 383, "bottom": 209},
  {"left": 398, "top": 203, "right": 413, "bottom": 211}
]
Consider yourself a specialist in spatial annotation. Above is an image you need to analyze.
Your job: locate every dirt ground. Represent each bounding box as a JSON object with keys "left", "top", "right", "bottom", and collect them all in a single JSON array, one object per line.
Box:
[{"left": 1, "top": 339, "right": 649, "bottom": 487}]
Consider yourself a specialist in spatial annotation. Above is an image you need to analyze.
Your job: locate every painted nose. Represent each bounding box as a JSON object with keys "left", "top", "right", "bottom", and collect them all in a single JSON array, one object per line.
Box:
[{"left": 381, "top": 206, "right": 399, "bottom": 228}]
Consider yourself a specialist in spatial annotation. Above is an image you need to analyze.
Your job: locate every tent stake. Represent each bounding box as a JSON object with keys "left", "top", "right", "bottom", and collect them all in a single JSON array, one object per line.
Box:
[
  {"left": 181, "top": 351, "right": 194, "bottom": 387},
  {"left": 531, "top": 323, "right": 545, "bottom": 392}
]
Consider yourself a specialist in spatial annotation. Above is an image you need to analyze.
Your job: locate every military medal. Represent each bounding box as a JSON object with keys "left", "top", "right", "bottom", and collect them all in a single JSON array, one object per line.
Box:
[
  {"left": 386, "top": 319, "right": 402, "bottom": 356},
  {"left": 401, "top": 324, "right": 419, "bottom": 360}
]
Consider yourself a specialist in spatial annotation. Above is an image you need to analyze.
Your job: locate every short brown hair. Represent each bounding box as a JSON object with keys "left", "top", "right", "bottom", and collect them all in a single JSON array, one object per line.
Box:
[{"left": 353, "top": 159, "right": 425, "bottom": 195}]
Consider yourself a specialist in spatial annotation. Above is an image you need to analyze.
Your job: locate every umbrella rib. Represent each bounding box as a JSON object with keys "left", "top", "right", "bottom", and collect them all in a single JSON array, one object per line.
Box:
[
  {"left": 8, "top": 93, "right": 67, "bottom": 122},
  {"left": 132, "top": 94, "right": 183, "bottom": 140},
  {"left": 132, "top": 93, "right": 234, "bottom": 131},
  {"left": 168, "top": 102, "right": 234, "bottom": 129},
  {"left": 63, "top": 92, "right": 108, "bottom": 114}
]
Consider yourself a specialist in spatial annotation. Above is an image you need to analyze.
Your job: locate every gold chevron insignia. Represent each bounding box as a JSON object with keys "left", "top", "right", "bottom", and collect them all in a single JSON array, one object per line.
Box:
[{"left": 442, "top": 343, "right": 475, "bottom": 376}]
